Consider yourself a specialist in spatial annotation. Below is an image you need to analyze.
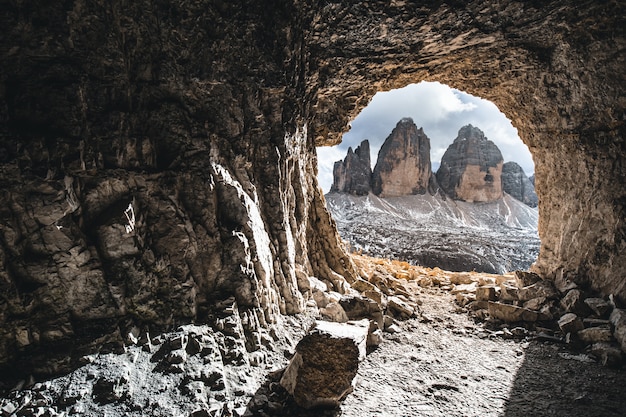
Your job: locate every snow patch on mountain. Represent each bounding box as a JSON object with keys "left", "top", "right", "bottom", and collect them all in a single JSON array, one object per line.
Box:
[{"left": 326, "top": 192, "right": 539, "bottom": 274}]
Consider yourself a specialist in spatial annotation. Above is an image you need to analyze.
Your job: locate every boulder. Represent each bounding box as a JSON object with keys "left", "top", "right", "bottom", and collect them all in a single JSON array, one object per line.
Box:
[
  {"left": 577, "top": 327, "right": 613, "bottom": 344},
  {"left": 609, "top": 308, "right": 626, "bottom": 353},
  {"left": 436, "top": 125, "right": 504, "bottom": 202},
  {"left": 319, "top": 302, "right": 349, "bottom": 323},
  {"left": 584, "top": 298, "right": 611, "bottom": 317},
  {"left": 499, "top": 282, "right": 519, "bottom": 301},
  {"left": 514, "top": 271, "right": 542, "bottom": 288},
  {"left": 558, "top": 313, "right": 584, "bottom": 334},
  {"left": 488, "top": 302, "right": 538, "bottom": 322},
  {"left": 339, "top": 294, "right": 384, "bottom": 330},
  {"left": 476, "top": 286, "right": 497, "bottom": 301},
  {"left": 387, "top": 296, "right": 417, "bottom": 319},
  {"left": 279, "top": 320, "right": 368, "bottom": 409},
  {"left": 560, "top": 289, "right": 589, "bottom": 315},
  {"left": 517, "top": 280, "right": 558, "bottom": 302}
]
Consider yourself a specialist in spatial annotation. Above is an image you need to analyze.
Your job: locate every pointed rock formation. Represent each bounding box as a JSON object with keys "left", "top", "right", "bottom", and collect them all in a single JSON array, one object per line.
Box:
[
  {"left": 436, "top": 125, "right": 504, "bottom": 203},
  {"left": 501, "top": 161, "right": 538, "bottom": 207},
  {"left": 372, "top": 118, "right": 433, "bottom": 197},
  {"left": 330, "top": 140, "right": 372, "bottom": 195}
]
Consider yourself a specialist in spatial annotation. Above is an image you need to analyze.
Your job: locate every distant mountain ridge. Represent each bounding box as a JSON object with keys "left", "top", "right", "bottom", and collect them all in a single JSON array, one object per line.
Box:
[{"left": 330, "top": 119, "right": 537, "bottom": 207}]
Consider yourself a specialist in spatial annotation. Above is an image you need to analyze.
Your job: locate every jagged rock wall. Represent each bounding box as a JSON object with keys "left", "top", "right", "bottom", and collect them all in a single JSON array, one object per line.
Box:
[
  {"left": 307, "top": 1, "right": 626, "bottom": 302},
  {"left": 502, "top": 161, "right": 538, "bottom": 207},
  {"left": 0, "top": 0, "right": 625, "bottom": 380},
  {"left": 0, "top": 0, "right": 356, "bottom": 380},
  {"left": 372, "top": 118, "right": 433, "bottom": 197},
  {"left": 330, "top": 140, "right": 372, "bottom": 195},
  {"left": 436, "top": 125, "right": 504, "bottom": 203}
]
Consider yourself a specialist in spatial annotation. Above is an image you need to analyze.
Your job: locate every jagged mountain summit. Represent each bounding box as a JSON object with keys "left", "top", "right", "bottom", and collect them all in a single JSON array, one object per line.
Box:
[
  {"left": 327, "top": 122, "right": 539, "bottom": 273},
  {"left": 436, "top": 124, "right": 504, "bottom": 203},
  {"left": 331, "top": 140, "right": 372, "bottom": 195},
  {"left": 501, "top": 161, "right": 538, "bottom": 207},
  {"left": 371, "top": 118, "right": 436, "bottom": 197}
]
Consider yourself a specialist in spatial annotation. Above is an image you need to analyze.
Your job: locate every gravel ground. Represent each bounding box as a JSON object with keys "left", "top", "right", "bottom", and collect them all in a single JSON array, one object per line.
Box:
[{"left": 341, "top": 287, "right": 626, "bottom": 417}]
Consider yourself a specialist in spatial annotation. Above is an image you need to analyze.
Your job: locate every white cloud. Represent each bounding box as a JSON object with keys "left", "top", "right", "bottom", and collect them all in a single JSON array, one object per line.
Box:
[{"left": 316, "top": 82, "right": 535, "bottom": 192}]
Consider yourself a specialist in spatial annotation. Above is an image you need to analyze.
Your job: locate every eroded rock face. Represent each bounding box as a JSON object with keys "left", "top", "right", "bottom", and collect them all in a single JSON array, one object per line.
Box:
[
  {"left": 0, "top": 0, "right": 357, "bottom": 381},
  {"left": 502, "top": 162, "right": 538, "bottom": 207},
  {"left": 436, "top": 125, "right": 504, "bottom": 202},
  {"left": 372, "top": 118, "right": 434, "bottom": 197},
  {"left": 330, "top": 140, "right": 372, "bottom": 195}
]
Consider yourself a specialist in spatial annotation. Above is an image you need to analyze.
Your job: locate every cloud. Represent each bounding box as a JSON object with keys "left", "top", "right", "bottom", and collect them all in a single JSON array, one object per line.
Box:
[{"left": 316, "top": 81, "right": 535, "bottom": 192}]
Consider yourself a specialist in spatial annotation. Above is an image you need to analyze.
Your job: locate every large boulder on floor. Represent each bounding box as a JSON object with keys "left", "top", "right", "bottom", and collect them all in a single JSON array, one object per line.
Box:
[{"left": 279, "top": 320, "right": 368, "bottom": 409}]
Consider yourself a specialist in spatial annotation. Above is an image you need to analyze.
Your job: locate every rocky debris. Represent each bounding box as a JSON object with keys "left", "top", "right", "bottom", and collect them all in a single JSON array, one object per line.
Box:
[
  {"left": 488, "top": 302, "right": 539, "bottom": 322},
  {"left": 326, "top": 191, "right": 539, "bottom": 274},
  {"left": 436, "top": 125, "right": 504, "bottom": 203},
  {"left": 330, "top": 140, "right": 372, "bottom": 196},
  {"left": 558, "top": 313, "right": 584, "bottom": 334},
  {"left": 279, "top": 320, "right": 368, "bottom": 409},
  {"left": 609, "top": 309, "right": 626, "bottom": 352},
  {"left": 371, "top": 118, "right": 435, "bottom": 197},
  {"left": 501, "top": 162, "right": 538, "bottom": 207}
]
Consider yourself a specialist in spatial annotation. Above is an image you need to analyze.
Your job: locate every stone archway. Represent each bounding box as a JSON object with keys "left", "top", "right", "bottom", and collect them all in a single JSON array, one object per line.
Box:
[
  {"left": 0, "top": 0, "right": 624, "bottom": 380},
  {"left": 307, "top": 1, "right": 626, "bottom": 302}
]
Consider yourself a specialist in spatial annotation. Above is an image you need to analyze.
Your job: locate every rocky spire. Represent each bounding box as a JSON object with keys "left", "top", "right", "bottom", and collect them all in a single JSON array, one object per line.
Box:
[
  {"left": 330, "top": 140, "right": 372, "bottom": 195},
  {"left": 436, "top": 124, "right": 504, "bottom": 202},
  {"left": 502, "top": 161, "right": 538, "bottom": 207},
  {"left": 371, "top": 118, "right": 433, "bottom": 197}
]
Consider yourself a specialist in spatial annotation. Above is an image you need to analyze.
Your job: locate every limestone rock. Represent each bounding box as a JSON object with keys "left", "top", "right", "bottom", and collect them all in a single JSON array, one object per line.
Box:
[
  {"left": 488, "top": 302, "right": 538, "bottom": 322},
  {"left": 319, "top": 302, "right": 349, "bottom": 323},
  {"left": 560, "top": 290, "right": 589, "bottom": 315},
  {"left": 578, "top": 327, "right": 614, "bottom": 344},
  {"left": 501, "top": 162, "right": 538, "bottom": 207},
  {"left": 584, "top": 298, "right": 611, "bottom": 317},
  {"left": 330, "top": 140, "right": 372, "bottom": 196},
  {"left": 372, "top": 118, "right": 434, "bottom": 197},
  {"left": 476, "top": 286, "right": 497, "bottom": 302},
  {"left": 609, "top": 309, "right": 626, "bottom": 353},
  {"left": 514, "top": 271, "right": 542, "bottom": 288},
  {"left": 279, "top": 320, "right": 368, "bottom": 409},
  {"left": 517, "top": 280, "right": 558, "bottom": 302},
  {"left": 558, "top": 313, "right": 584, "bottom": 334},
  {"left": 436, "top": 125, "right": 504, "bottom": 202}
]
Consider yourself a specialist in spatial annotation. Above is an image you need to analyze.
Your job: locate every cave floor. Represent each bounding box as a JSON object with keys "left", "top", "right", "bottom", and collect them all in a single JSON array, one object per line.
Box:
[{"left": 340, "top": 287, "right": 626, "bottom": 417}]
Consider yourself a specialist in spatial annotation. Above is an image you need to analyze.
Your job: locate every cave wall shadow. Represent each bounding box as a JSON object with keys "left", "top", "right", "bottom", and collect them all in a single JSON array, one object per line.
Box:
[{"left": 502, "top": 342, "right": 626, "bottom": 416}]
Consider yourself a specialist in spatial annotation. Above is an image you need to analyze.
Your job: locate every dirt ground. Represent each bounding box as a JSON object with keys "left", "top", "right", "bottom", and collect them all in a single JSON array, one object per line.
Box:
[{"left": 340, "top": 286, "right": 626, "bottom": 417}]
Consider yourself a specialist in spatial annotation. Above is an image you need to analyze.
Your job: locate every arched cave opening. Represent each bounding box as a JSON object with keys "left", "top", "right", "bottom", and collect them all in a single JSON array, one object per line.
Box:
[{"left": 318, "top": 81, "right": 539, "bottom": 275}]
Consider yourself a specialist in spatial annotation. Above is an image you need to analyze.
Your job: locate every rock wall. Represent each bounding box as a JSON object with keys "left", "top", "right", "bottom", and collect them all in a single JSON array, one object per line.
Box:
[
  {"left": 0, "top": 0, "right": 625, "bottom": 380},
  {"left": 330, "top": 140, "right": 372, "bottom": 195},
  {"left": 372, "top": 118, "right": 433, "bottom": 197},
  {"left": 436, "top": 125, "right": 504, "bottom": 203},
  {"left": 0, "top": 0, "right": 356, "bottom": 380},
  {"left": 502, "top": 161, "right": 538, "bottom": 207}
]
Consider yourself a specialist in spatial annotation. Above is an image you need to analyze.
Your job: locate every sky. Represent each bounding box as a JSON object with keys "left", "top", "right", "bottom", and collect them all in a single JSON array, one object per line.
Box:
[{"left": 316, "top": 81, "right": 535, "bottom": 193}]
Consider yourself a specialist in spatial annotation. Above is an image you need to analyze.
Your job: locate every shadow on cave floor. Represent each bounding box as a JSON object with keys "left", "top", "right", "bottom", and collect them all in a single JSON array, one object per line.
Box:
[{"left": 502, "top": 342, "right": 626, "bottom": 417}]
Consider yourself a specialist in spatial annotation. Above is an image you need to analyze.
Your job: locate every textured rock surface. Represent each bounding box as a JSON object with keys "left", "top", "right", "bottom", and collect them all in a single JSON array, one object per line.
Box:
[
  {"left": 436, "top": 125, "right": 504, "bottom": 202},
  {"left": 0, "top": 0, "right": 357, "bottom": 382},
  {"left": 279, "top": 320, "right": 368, "bottom": 409},
  {"left": 502, "top": 161, "right": 539, "bottom": 207},
  {"left": 0, "top": 0, "right": 625, "bottom": 385},
  {"left": 330, "top": 140, "right": 371, "bottom": 195},
  {"left": 372, "top": 118, "right": 434, "bottom": 197}
]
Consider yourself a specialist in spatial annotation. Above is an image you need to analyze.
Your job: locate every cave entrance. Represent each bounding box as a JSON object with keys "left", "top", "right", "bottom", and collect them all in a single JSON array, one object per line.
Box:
[{"left": 317, "top": 81, "right": 539, "bottom": 275}]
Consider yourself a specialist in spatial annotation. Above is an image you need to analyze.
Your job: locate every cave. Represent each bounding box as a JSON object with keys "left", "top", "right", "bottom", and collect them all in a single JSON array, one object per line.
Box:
[{"left": 0, "top": 0, "right": 625, "bottom": 414}]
